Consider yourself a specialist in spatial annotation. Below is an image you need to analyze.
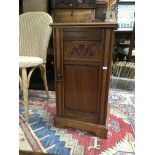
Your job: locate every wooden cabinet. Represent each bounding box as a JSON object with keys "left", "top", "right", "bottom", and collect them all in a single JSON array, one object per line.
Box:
[
  {"left": 51, "top": 0, "right": 96, "bottom": 8},
  {"left": 53, "top": 9, "right": 95, "bottom": 23},
  {"left": 51, "top": 0, "right": 96, "bottom": 23},
  {"left": 95, "top": 0, "right": 108, "bottom": 21},
  {"left": 22, "top": 0, "right": 50, "bottom": 13},
  {"left": 51, "top": 22, "right": 117, "bottom": 138}
]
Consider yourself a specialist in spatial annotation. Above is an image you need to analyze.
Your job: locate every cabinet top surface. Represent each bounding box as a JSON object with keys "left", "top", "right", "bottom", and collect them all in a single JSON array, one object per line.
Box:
[{"left": 50, "top": 22, "right": 118, "bottom": 28}]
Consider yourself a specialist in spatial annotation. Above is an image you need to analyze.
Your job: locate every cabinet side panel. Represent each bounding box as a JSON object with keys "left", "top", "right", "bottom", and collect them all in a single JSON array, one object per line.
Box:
[{"left": 99, "top": 29, "right": 114, "bottom": 125}]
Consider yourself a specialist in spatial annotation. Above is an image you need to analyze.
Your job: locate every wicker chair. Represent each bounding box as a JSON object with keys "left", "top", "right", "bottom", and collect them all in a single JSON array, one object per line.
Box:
[{"left": 19, "top": 12, "right": 53, "bottom": 121}]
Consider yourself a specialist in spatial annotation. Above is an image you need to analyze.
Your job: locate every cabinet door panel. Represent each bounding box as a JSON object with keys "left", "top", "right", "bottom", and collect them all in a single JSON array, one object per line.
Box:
[
  {"left": 78, "top": 65, "right": 100, "bottom": 114},
  {"left": 64, "top": 65, "right": 79, "bottom": 110},
  {"left": 64, "top": 65, "right": 100, "bottom": 114}
]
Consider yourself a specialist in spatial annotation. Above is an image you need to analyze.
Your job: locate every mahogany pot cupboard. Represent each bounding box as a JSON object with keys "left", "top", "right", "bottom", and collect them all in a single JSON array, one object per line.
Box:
[{"left": 51, "top": 22, "right": 117, "bottom": 138}]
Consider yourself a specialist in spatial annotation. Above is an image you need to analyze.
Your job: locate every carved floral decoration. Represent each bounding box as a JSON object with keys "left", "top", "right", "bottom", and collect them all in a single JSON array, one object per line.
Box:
[{"left": 64, "top": 41, "right": 101, "bottom": 59}]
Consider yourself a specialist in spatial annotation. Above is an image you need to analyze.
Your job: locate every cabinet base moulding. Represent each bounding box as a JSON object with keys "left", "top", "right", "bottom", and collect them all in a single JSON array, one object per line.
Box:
[{"left": 53, "top": 116, "right": 108, "bottom": 138}]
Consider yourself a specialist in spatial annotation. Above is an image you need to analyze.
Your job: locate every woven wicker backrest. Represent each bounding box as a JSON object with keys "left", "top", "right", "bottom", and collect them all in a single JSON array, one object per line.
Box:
[{"left": 19, "top": 12, "right": 53, "bottom": 62}]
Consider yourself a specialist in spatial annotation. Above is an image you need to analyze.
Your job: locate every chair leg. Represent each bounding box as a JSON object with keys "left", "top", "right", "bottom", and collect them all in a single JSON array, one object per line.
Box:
[
  {"left": 40, "top": 64, "right": 50, "bottom": 98},
  {"left": 19, "top": 69, "right": 23, "bottom": 90},
  {"left": 21, "top": 68, "right": 29, "bottom": 122},
  {"left": 19, "top": 75, "right": 23, "bottom": 90}
]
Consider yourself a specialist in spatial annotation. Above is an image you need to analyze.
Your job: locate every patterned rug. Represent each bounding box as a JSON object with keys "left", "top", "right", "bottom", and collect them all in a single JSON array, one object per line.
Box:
[{"left": 19, "top": 89, "right": 135, "bottom": 155}]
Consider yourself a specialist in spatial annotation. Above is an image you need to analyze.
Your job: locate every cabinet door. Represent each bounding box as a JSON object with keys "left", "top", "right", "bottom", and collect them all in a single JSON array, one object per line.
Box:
[
  {"left": 55, "top": 28, "right": 102, "bottom": 123},
  {"left": 64, "top": 65, "right": 100, "bottom": 113},
  {"left": 63, "top": 41, "right": 102, "bottom": 123}
]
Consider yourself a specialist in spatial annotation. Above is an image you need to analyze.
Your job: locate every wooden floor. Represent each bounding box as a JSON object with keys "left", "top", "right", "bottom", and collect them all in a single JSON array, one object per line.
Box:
[
  {"left": 29, "top": 66, "right": 55, "bottom": 91},
  {"left": 19, "top": 150, "right": 56, "bottom": 155}
]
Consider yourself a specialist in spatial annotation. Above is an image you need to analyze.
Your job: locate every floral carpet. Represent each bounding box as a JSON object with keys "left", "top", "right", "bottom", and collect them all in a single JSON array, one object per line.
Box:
[{"left": 19, "top": 89, "right": 135, "bottom": 155}]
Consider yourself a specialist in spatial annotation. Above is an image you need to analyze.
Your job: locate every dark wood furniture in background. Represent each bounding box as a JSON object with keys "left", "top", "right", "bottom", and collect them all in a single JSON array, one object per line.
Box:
[
  {"left": 114, "top": 27, "right": 135, "bottom": 62},
  {"left": 95, "top": 0, "right": 108, "bottom": 21},
  {"left": 113, "top": 0, "right": 135, "bottom": 62},
  {"left": 113, "top": 29, "right": 132, "bottom": 62},
  {"left": 51, "top": 0, "right": 96, "bottom": 23},
  {"left": 128, "top": 23, "right": 135, "bottom": 61},
  {"left": 51, "top": 22, "right": 117, "bottom": 138},
  {"left": 19, "top": 0, "right": 23, "bottom": 14},
  {"left": 51, "top": 0, "right": 96, "bottom": 8},
  {"left": 21, "top": 0, "right": 50, "bottom": 13}
]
